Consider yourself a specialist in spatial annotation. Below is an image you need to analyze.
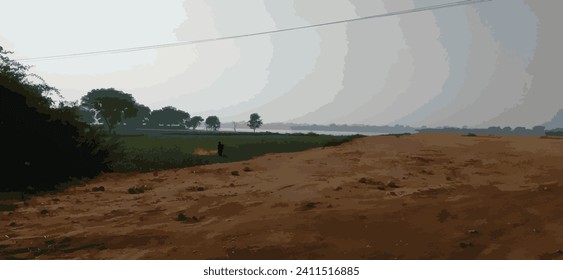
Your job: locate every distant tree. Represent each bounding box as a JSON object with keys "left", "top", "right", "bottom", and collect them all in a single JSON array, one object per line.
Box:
[
  {"left": 205, "top": 116, "right": 221, "bottom": 131},
  {"left": 247, "top": 113, "right": 263, "bottom": 133},
  {"left": 186, "top": 116, "right": 204, "bottom": 130},
  {"left": 81, "top": 88, "right": 138, "bottom": 134},
  {"left": 532, "top": 126, "right": 545, "bottom": 135},
  {"left": 126, "top": 103, "right": 151, "bottom": 128},
  {"left": 150, "top": 106, "right": 190, "bottom": 127}
]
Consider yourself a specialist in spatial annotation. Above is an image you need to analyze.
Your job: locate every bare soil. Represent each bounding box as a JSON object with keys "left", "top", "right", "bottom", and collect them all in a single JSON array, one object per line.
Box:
[{"left": 1, "top": 134, "right": 562, "bottom": 259}]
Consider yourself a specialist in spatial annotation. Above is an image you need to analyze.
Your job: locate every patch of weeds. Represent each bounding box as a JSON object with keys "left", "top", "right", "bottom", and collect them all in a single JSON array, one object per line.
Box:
[
  {"left": 299, "top": 201, "right": 318, "bottom": 211},
  {"left": 177, "top": 213, "right": 200, "bottom": 223},
  {"left": 128, "top": 185, "right": 151, "bottom": 194},
  {"left": 177, "top": 213, "right": 188, "bottom": 221}
]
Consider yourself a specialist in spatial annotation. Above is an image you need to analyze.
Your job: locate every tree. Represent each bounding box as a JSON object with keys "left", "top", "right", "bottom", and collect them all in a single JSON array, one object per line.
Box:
[
  {"left": 150, "top": 106, "right": 189, "bottom": 127},
  {"left": 126, "top": 103, "right": 151, "bottom": 128},
  {"left": 81, "top": 88, "right": 138, "bottom": 134},
  {"left": 205, "top": 116, "right": 221, "bottom": 131},
  {"left": 247, "top": 113, "right": 263, "bottom": 133},
  {"left": 186, "top": 116, "right": 204, "bottom": 130},
  {"left": 1, "top": 46, "right": 111, "bottom": 193}
]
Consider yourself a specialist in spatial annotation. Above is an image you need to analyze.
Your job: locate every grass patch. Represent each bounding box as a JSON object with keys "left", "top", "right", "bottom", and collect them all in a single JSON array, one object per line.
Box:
[{"left": 110, "top": 133, "right": 363, "bottom": 172}]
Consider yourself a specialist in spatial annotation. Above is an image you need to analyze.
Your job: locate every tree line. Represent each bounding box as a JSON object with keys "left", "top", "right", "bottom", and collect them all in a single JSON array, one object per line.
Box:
[{"left": 78, "top": 88, "right": 262, "bottom": 134}]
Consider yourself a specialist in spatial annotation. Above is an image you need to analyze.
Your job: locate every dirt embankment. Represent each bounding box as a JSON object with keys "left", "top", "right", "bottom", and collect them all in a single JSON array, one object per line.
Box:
[{"left": 1, "top": 134, "right": 562, "bottom": 259}]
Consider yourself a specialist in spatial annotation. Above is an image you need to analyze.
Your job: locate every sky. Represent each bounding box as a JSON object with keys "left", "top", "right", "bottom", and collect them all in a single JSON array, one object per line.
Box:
[{"left": 1, "top": 0, "right": 562, "bottom": 128}]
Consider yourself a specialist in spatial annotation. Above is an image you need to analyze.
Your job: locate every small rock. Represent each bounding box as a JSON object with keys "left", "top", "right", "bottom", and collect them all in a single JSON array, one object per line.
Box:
[
  {"left": 359, "top": 177, "right": 369, "bottom": 184},
  {"left": 387, "top": 181, "right": 399, "bottom": 188},
  {"left": 556, "top": 250, "right": 563, "bottom": 255},
  {"left": 40, "top": 209, "right": 49, "bottom": 215},
  {"left": 8, "top": 221, "right": 17, "bottom": 227},
  {"left": 243, "top": 167, "right": 252, "bottom": 172},
  {"left": 377, "top": 186, "right": 386, "bottom": 191},
  {"left": 91, "top": 186, "right": 105, "bottom": 192},
  {"left": 229, "top": 183, "right": 235, "bottom": 187},
  {"left": 334, "top": 186, "right": 343, "bottom": 191},
  {"left": 231, "top": 171, "right": 240, "bottom": 176},
  {"left": 196, "top": 187, "right": 205, "bottom": 192},
  {"left": 389, "top": 192, "right": 397, "bottom": 196},
  {"left": 468, "top": 229, "right": 479, "bottom": 234}
]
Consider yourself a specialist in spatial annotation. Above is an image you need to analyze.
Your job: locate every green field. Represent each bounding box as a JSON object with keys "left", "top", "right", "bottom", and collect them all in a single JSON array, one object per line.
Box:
[{"left": 109, "top": 132, "right": 363, "bottom": 172}]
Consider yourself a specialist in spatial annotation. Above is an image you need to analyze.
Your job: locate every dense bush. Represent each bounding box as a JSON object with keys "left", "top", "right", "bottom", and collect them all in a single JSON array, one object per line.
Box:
[{"left": 0, "top": 47, "right": 112, "bottom": 193}]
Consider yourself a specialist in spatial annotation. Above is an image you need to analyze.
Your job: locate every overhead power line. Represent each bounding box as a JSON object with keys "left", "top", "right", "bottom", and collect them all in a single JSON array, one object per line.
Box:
[{"left": 16, "top": 0, "right": 491, "bottom": 62}]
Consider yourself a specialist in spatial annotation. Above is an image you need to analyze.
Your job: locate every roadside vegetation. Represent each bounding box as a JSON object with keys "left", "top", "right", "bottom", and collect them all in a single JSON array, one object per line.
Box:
[{"left": 1, "top": 45, "right": 360, "bottom": 193}]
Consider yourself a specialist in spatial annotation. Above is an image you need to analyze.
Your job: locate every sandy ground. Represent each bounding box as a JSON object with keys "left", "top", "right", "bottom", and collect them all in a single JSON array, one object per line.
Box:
[{"left": 1, "top": 134, "right": 562, "bottom": 260}]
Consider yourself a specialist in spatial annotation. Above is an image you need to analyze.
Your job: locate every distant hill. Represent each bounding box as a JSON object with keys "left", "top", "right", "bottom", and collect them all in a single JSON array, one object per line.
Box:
[{"left": 544, "top": 109, "right": 563, "bottom": 129}]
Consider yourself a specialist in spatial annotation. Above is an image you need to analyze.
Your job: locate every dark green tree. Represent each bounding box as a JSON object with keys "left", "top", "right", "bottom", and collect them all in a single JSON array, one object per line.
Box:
[
  {"left": 1, "top": 46, "right": 111, "bottom": 193},
  {"left": 126, "top": 103, "right": 151, "bottom": 128},
  {"left": 186, "top": 116, "right": 204, "bottom": 130},
  {"left": 150, "top": 106, "right": 189, "bottom": 127},
  {"left": 205, "top": 115, "right": 221, "bottom": 131},
  {"left": 247, "top": 113, "right": 263, "bottom": 133},
  {"left": 81, "top": 88, "right": 138, "bottom": 134}
]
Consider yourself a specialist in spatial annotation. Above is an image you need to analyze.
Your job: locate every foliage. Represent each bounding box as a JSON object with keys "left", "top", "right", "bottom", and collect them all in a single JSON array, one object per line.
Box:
[
  {"left": 125, "top": 103, "right": 151, "bottom": 128},
  {"left": 0, "top": 46, "right": 112, "bottom": 193},
  {"left": 247, "top": 113, "right": 263, "bottom": 133},
  {"left": 205, "top": 115, "right": 221, "bottom": 131},
  {"left": 186, "top": 116, "right": 204, "bottom": 130},
  {"left": 150, "top": 106, "right": 189, "bottom": 127},
  {"left": 81, "top": 88, "right": 138, "bottom": 134}
]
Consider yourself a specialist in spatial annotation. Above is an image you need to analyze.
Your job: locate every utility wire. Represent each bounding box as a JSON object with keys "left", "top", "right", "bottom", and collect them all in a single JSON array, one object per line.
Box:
[{"left": 16, "top": 0, "right": 491, "bottom": 62}]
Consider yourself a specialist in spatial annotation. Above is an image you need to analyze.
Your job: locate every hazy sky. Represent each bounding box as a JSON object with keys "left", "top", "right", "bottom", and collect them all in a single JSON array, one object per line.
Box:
[{"left": 1, "top": 0, "right": 562, "bottom": 127}]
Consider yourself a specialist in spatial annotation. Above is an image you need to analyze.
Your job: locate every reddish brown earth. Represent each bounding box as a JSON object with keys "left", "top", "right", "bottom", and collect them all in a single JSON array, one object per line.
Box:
[{"left": 1, "top": 134, "right": 562, "bottom": 259}]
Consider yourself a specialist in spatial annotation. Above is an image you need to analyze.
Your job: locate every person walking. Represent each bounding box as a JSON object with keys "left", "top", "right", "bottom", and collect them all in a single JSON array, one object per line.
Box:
[{"left": 217, "top": 141, "right": 224, "bottom": 157}]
